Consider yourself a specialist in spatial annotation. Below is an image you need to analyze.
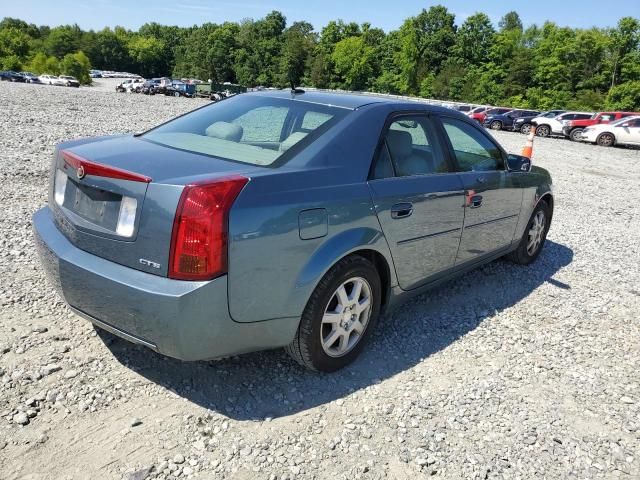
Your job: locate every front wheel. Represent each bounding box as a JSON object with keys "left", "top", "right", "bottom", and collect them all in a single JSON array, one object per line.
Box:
[
  {"left": 570, "top": 128, "right": 584, "bottom": 142},
  {"left": 507, "top": 200, "right": 551, "bottom": 265},
  {"left": 597, "top": 133, "right": 615, "bottom": 147},
  {"left": 286, "top": 255, "right": 381, "bottom": 372},
  {"left": 536, "top": 125, "right": 551, "bottom": 137},
  {"left": 173, "top": 91, "right": 180, "bottom": 97},
  {"left": 490, "top": 120, "right": 503, "bottom": 130}
]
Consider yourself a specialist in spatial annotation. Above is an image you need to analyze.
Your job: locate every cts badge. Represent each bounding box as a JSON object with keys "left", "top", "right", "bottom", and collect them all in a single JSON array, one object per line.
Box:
[
  {"left": 76, "top": 165, "right": 85, "bottom": 179},
  {"left": 139, "top": 258, "right": 161, "bottom": 269}
]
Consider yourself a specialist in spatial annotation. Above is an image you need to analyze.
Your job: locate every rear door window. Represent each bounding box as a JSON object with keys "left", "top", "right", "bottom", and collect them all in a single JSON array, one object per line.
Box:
[{"left": 371, "top": 115, "right": 451, "bottom": 179}]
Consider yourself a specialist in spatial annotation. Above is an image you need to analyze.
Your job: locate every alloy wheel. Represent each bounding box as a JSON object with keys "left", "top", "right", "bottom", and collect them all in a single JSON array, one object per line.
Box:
[
  {"left": 320, "top": 277, "right": 372, "bottom": 357},
  {"left": 536, "top": 125, "right": 550, "bottom": 137},
  {"left": 598, "top": 133, "right": 614, "bottom": 147},
  {"left": 520, "top": 124, "right": 532, "bottom": 135},
  {"left": 527, "top": 210, "right": 546, "bottom": 256}
]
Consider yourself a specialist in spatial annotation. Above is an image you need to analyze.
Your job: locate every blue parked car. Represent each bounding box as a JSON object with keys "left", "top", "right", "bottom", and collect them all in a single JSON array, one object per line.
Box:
[
  {"left": 483, "top": 109, "right": 541, "bottom": 131},
  {"left": 33, "top": 91, "right": 554, "bottom": 371}
]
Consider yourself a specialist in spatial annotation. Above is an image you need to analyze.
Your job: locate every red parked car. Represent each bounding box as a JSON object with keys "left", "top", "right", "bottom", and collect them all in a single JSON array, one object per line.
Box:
[
  {"left": 562, "top": 111, "right": 640, "bottom": 141},
  {"left": 470, "top": 107, "right": 511, "bottom": 124}
]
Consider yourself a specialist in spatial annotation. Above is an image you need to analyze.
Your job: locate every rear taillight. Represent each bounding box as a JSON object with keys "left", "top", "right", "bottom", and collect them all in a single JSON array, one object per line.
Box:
[{"left": 168, "top": 175, "right": 248, "bottom": 281}]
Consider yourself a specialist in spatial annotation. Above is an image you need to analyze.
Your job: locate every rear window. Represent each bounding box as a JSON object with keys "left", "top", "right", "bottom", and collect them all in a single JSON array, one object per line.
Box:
[{"left": 143, "top": 95, "right": 349, "bottom": 167}]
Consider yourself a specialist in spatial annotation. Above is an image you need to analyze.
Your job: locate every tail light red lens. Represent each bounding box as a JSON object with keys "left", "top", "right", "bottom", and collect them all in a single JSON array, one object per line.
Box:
[{"left": 168, "top": 175, "right": 248, "bottom": 281}]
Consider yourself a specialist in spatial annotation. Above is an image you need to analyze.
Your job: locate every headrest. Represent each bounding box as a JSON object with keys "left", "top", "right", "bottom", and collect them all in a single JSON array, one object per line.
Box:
[
  {"left": 205, "top": 122, "right": 243, "bottom": 141},
  {"left": 386, "top": 129, "right": 412, "bottom": 159},
  {"left": 279, "top": 131, "right": 308, "bottom": 152}
]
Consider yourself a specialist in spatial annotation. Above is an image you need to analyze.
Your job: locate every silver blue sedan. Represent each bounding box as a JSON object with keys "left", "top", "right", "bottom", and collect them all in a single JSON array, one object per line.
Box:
[{"left": 33, "top": 90, "right": 553, "bottom": 371}]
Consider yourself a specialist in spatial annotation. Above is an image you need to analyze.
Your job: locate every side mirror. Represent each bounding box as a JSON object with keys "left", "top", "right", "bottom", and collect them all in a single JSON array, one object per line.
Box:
[{"left": 507, "top": 154, "right": 532, "bottom": 173}]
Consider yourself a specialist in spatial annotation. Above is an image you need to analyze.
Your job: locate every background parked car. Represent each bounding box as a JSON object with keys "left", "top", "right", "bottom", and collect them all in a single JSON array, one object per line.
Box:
[
  {"left": 164, "top": 81, "right": 196, "bottom": 97},
  {"left": 482, "top": 109, "right": 541, "bottom": 131},
  {"left": 470, "top": 107, "right": 511, "bottom": 123},
  {"left": 38, "top": 74, "right": 60, "bottom": 85},
  {"left": 513, "top": 110, "right": 566, "bottom": 134},
  {"left": 532, "top": 111, "right": 593, "bottom": 137},
  {"left": 579, "top": 115, "right": 640, "bottom": 147},
  {"left": 58, "top": 75, "right": 80, "bottom": 87},
  {"left": 19, "top": 72, "right": 41, "bottom": 84},
  {"left": 116, "top": 78, "right": 145, "bottom": 92},
  {"left": 562, "top": 111, "right": 640, "bottom": 141},
  {"left": 466, "top": 106, "right": 488, "bottom": 116},
  {"left": 0, "top": 71, "right": 26, "bottom": 82}
]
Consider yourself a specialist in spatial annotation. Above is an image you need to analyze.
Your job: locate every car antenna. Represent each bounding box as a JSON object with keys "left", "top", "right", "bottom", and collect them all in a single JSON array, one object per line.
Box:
[{"left": 290, "top": 81, "right": 305, "bottom": 96}]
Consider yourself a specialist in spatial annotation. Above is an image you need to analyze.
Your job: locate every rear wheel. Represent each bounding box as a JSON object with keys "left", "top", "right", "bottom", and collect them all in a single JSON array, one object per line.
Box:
[
  {"left": 597, "top": 132, "right": 615, "bottom": 147},
  {"left": 507, "top": 200, "right": 551, "bottom": 265},
  {"left": 536, "top": 125, "right": 551, "bottom": 137},
  {"left": 490, "top": 120, "right": 503, "bottom": 130},
  {"left": 570, "top": 128, "right": 584, "bottom": 142},
  {"left": 286, "top": 255, "right": 381, "bottom": 372},
  {"left": 173, "top": 91, "right": 180, "bottom": 97}
]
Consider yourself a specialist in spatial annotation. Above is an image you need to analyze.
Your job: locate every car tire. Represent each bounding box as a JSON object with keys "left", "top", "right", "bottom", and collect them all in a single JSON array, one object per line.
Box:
[
  {"left": 174, "top": 91, "right": 180, "bottom": 97},
  {"left": 596, "top": 132, "right": 615, "bottom": 147},
  {"left": 520, "top": 123, "right": 532, "bottom": 135},
  {"left": 570, "top": 128, "right": 584, "bottom": 142},
  {"left": 536, "top": 125, "right": 551, "bottom": 137},
  {"left": 507, "top": 199, "right": 551, "bottom": 265},
  {"left": 285, "top": 255, "right": 382, "bottom": 372},
  {"left": 490, "top": 120, "right": 503, "bottom": 130}
]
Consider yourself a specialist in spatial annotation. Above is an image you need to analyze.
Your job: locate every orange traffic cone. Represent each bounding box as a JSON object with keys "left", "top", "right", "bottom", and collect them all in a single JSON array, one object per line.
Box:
[{"left": 521, "top": 126, "right": 536, "bottom": 159}]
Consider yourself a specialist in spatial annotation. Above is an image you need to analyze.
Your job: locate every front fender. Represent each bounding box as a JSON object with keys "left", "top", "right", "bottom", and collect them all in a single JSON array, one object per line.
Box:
[
  {"left": 513, "top": 169, "right": 553, "bottom": 242},
  {"left": 290, "top": 227, "right": 397, "bottom": 313}
]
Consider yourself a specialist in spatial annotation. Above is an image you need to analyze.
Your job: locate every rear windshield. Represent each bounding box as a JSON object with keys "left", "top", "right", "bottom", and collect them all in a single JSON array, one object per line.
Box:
[{"left": 143, "top": 95, "right": 350, "bottom": 167}]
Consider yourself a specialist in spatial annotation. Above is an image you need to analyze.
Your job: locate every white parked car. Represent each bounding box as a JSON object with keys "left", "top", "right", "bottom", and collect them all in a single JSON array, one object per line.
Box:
[
  {"left": 116, "top": 78, "right": 145, "bottom": 92},
  {"left": 579, "top": 116, "right": 640, "bottom": 147},
  {"left": 531, "top": 111, "right": 592, "bottom": 137},
  {"left": 39, "top": 74, "right": 62, "bottom": 85}
]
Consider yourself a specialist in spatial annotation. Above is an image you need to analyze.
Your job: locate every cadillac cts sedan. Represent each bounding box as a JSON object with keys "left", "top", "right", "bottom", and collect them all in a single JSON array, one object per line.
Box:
[{"left": 33, "top": 91, "right": 553, "bottom": 372}]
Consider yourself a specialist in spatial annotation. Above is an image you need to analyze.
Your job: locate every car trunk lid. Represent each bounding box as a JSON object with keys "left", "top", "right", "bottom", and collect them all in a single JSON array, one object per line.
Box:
[{"left": 50, "top": 134, "right": 261, "bottom": 276}]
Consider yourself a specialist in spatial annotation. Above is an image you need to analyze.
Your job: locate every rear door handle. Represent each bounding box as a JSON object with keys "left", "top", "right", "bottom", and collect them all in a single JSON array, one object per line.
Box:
[
  {"left": 469, "top": 195, "right": 483, "bottom": 208},
  {"left": 391, "top": 202, "right": 413, "bottom": 219}
]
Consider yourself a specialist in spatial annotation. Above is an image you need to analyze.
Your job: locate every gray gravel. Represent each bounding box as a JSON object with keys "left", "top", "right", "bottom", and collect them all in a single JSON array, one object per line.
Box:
[{"left": 0, "top": 80, "right": 639, "bottom": 480}]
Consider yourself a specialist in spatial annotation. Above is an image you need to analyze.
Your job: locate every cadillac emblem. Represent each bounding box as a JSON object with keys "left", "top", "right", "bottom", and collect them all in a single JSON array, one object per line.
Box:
[{"left": 77, "top": 165, "right": 85, "bottom": 179}]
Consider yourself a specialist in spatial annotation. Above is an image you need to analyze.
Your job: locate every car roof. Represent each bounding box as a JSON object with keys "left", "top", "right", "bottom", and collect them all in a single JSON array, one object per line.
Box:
[{"left": 249, "top": 89, "right": 454, "bottom": 112}]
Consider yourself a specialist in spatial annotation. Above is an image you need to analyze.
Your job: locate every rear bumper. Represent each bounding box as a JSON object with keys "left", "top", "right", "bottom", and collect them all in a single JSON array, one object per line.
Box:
[{"left": 33, "top": 207, "right": 298, "bottom": 361}]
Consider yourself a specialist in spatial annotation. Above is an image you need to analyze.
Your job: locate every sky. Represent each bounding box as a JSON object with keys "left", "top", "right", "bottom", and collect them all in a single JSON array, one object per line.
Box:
[{"left": 3, "top": 0, "right": 640, "bottom": 32}]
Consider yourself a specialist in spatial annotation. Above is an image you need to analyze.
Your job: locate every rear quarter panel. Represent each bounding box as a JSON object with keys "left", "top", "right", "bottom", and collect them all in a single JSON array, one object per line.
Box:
[{"left": 227, "top": 104, "right": 402, "bottom": 323}]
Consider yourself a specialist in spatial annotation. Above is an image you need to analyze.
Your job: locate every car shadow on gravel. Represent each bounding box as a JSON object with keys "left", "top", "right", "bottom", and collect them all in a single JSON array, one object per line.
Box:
[{"left": 99, "top": 240, "right": 573, "bottom": 420}]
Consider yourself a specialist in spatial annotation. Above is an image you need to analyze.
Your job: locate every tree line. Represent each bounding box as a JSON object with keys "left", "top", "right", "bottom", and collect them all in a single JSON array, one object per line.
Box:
[{"left": 1, "top": 7, "right": 639, "bottom": 110}]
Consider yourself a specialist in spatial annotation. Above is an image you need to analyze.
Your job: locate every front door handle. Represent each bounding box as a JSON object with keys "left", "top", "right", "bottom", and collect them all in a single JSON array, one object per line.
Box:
[
  {"left": 391, "top": 202, "right": 413, "bottom": 219},
  {"left": 469, "top": 195, "right": 483, "bottom": 208}
]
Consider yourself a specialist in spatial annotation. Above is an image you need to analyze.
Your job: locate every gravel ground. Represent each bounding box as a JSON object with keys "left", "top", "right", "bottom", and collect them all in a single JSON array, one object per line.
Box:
[{"left": 0, "top": 80, "right": 639, "bottom": 480}]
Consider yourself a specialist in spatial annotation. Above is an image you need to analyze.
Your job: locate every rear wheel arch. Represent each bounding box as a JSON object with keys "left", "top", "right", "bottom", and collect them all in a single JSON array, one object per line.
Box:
[
  {"left": 346, "top": 249, "right": 391, "bottom": 311},
  {"left": 292, "top": 229, "right": 396, "bottom": 315}
]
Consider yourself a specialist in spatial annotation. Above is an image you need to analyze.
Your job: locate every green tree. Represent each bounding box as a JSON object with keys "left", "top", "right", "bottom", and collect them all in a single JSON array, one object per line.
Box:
[
  {"left": 60, "top": 51, "right": 91, "bottom": 84},
  {"left": 453, "top": 13, "right": 495, "bottom": 66},
  {"left": 128, "top": 36, "right": 165, "bottom": 77},
  {"left": 331, "top": 36, "right": 376, "bottom": 90},
  {"left": 279, "top": 21, "right": 316, "bottom": 88},
  {"left": 606, "top": 81, "right": 640, "bottom": 110},
  {"left": 44, "top": 25, "right": 83, "bottom": 58},
  {"left": 499, "top": 11, "right": 523, "bottom": 32}
]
